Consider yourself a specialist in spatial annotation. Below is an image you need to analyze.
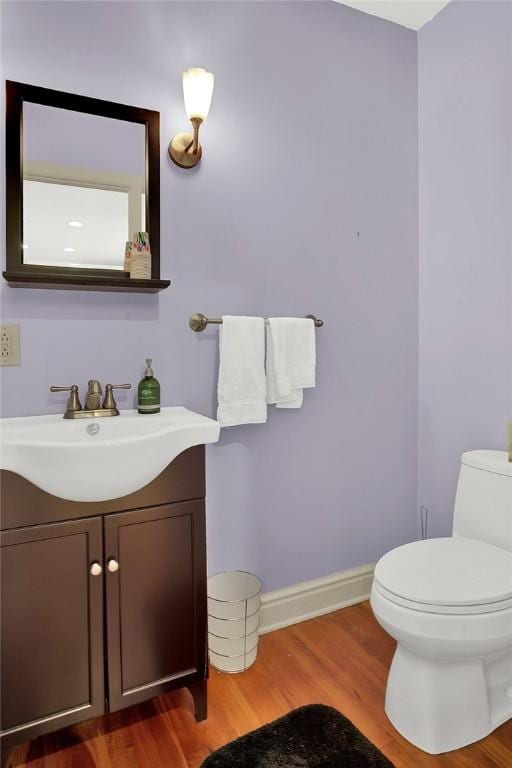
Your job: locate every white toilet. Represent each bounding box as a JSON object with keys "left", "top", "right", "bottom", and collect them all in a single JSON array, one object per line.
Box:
[{"left": 371, "top": 450, "right": 512, "bottom": 754}]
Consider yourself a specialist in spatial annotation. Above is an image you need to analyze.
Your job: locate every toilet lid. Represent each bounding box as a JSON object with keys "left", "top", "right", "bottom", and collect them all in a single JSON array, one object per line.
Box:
[{"left": 374, "top": 537, "right": 512, "bottom": 609}]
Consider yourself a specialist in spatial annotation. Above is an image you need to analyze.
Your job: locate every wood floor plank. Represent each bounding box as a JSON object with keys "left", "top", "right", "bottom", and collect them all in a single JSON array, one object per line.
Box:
[{"left": 5, "top": 601, "right": 512, "bottom": 768}]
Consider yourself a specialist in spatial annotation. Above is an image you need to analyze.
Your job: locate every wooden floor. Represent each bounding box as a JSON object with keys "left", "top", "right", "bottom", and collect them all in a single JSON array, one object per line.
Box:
[{"left": 7, "top": 601, "right": 512, "bottom": 768}]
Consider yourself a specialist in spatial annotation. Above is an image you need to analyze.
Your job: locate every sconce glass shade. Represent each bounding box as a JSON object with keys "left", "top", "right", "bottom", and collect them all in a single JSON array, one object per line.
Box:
[{"left": 183, "top": 68, "right": 214, "bottom": 121}]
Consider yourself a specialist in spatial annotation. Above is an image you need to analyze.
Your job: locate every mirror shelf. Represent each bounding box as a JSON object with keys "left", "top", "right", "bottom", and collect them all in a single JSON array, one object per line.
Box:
[{"left": 2, "top": 271, "right": 171, "bottom": 293}]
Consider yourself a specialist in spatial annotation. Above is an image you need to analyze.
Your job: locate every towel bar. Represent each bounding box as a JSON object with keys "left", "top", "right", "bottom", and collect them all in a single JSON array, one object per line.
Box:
[{"left": 189, "top": 313, "right": 324, "bottom": 332}]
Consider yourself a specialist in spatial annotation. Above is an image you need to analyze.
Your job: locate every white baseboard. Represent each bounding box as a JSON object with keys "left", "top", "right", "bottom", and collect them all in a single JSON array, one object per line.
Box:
[{"left": 259, "top": 563, "right": 375, "bottom": 635}]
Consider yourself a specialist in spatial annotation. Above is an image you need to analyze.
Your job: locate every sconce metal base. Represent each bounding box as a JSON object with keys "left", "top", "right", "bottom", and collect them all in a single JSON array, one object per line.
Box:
[{"left": 168, "top": 132, "right": 202, "bottom": 169}]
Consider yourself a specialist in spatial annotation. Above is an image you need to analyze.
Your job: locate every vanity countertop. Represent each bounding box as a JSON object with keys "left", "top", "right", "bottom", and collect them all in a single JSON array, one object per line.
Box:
[{"left": 0, "top": 407, "right": 220, "bottom": 502}]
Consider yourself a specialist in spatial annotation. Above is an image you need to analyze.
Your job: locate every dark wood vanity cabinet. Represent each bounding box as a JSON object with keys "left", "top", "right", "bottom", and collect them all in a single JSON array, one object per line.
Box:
[
  {"left": 105, "top": 500, "right": 207, "bottom": 713},
  {"left": 0, "top": 446, "right": 208, "bottom": 760},
  {"left": 1, "top": 518, "right": 106, "bottom": 735}
]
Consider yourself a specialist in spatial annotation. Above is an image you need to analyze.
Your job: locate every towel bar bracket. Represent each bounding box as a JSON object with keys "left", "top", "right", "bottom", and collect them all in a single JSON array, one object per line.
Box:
[
  {"left": 305, "top": 315, "right": 324, "bottom": 328},
  {"left": 189, "top": 313, "right": 210, "bottom": 332},
  {"left": 189, "top": 313, "right": 324, "bottom": 332}
]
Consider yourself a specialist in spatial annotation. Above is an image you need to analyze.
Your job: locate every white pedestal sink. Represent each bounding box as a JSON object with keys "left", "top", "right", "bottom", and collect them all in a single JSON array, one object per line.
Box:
[{"left": 0, "top": 407, "right": 220, "bottom": 502}]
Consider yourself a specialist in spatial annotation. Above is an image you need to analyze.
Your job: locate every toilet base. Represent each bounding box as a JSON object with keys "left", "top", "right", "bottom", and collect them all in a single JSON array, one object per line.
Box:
[{"left": 385, "top": 643, "right": 512, "bottom": 754}]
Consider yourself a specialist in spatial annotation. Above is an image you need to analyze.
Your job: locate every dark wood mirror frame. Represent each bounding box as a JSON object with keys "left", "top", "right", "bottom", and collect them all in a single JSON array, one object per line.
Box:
[{"left": 4, "top": 81, "right": 170, "bottom": 293}]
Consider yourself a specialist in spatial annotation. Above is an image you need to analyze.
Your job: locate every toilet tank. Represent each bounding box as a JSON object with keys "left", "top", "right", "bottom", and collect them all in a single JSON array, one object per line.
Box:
[{"left": 452, "top": 450, "right": 512, "bottom": 553}]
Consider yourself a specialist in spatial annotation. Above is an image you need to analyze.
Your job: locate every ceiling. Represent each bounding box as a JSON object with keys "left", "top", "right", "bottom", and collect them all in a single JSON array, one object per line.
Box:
[
  {"left": 23, "top": 181, "right": 129, "bottom": 270},
  {"left": 335, "top": 1, "right": 452, "bottom": 30}
]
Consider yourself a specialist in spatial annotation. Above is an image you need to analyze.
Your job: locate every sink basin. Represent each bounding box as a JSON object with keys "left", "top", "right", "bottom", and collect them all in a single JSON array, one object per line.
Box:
[{"left": 0, "top": 407, "right": 220, "bottom": 502}]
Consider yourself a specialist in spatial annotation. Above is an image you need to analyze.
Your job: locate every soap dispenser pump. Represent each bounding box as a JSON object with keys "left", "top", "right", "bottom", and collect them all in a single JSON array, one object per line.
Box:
[{"left": 138, "top": 358, "right": 160, "bottom": 414}]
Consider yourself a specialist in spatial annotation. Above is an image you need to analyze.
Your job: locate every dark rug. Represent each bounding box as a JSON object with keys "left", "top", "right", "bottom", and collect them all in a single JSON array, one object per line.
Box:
[{"left": 201, "top": 704, "right": 394, "bottom": 767}]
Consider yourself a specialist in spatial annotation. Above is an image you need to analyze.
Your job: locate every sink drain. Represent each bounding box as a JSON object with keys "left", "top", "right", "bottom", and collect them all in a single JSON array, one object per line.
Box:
[{"left": 86, "top": 423, "right": 100, "bottom": 435}]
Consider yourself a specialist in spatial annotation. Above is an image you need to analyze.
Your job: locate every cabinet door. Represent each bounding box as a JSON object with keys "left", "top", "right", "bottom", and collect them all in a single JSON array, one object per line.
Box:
[
  {"left": 105, "top": 500, "right": 207, "bottom": 712},
  {"left": 1, "top": 517, "right": 105, "bottom": 744}
]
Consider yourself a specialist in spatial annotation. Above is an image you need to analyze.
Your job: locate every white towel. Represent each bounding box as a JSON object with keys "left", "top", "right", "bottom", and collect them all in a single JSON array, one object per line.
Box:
[
  {"left": 266, "top": 318, "right": 316, "bottom": 409},
  {"left": 217, "top": 316, "right": 267, "bottom": 427}
]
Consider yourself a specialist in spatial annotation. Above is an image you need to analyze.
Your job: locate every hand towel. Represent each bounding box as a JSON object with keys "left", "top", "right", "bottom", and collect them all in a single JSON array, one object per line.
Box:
[
  {"left": 217, "top": 316, "right": 267, "bottom": 427},
  {"left": 266, "top": 317, "right": 316, "bottom": 409}
]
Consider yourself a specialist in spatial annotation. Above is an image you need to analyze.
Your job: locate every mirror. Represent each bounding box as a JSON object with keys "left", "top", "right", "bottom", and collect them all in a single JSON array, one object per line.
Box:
[
  {"left": 23, "top": 103, "right": 146, "bottom": 271},
  {"left": 5, "top": 81, "right": 167, "bottom": 292}
]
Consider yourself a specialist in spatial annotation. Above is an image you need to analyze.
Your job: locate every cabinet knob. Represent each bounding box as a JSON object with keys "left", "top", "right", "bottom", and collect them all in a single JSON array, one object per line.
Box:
[
  {"left": 107, "top": 558, "right": 119, "bottom": 573},
  {"left": 90, "top": 562, "right": 102, "bottom": 576}
]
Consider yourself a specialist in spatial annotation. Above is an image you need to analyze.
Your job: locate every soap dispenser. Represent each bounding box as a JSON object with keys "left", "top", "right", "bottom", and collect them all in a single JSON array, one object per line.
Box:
[{"left": 138, "top": 359, "right": 160, "bottom": 414}]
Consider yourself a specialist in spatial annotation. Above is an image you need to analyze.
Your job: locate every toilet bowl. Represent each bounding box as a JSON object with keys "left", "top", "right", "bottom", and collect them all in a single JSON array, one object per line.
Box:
[{"left": 371, "top": 451, "right": 512, "bottom": 754}]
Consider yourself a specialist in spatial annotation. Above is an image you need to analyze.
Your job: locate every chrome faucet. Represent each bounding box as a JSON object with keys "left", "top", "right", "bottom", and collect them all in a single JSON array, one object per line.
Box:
[{"left": 50, "top": 381, "right": 131, "bottom": 419}]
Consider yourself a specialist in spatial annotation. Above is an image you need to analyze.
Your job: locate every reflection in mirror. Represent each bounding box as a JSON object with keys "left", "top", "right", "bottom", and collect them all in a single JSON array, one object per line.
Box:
[{"left": 22, "top": 103, "right": 146, "bottom": 271}]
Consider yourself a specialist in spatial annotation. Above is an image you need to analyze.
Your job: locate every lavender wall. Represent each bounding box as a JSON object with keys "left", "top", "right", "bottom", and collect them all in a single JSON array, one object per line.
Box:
[
  {"left": 1, "top": 1, "right": 419, "bottom": 591},
  {"left": 418, "top": 0, "right": 512, "bottom": 537}
]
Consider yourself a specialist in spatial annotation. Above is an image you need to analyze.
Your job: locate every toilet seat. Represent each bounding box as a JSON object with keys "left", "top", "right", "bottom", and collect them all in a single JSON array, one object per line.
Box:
[
  {"left": 374, "top": 537, "right": 512, "bottom": 615},
  {"left": 373, "top": 581, "right": 512, "bottom": 614}
]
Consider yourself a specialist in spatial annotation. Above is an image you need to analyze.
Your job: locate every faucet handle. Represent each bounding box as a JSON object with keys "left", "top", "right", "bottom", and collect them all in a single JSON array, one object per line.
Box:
[
  {"left": 102, "top": 383, "right": 131, "bottom": 410},
  {"left": 50, "top": 384, "right": 82, "bottom": 412}
]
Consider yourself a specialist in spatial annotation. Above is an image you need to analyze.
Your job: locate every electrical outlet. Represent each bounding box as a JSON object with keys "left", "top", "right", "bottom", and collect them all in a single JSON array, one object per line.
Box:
[{"left": 0, "top": 325, "right": 21, "bottom": 366}]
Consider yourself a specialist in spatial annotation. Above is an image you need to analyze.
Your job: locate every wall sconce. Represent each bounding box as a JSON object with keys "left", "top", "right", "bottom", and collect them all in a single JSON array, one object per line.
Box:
[{"left": 168, "top": 68, "right": 215, "bottom": 169}]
